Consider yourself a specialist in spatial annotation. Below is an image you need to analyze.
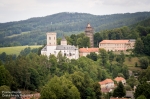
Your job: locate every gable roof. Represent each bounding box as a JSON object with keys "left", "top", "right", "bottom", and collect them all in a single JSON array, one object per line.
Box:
[
  {"left": 79, "top": 48, "right": 99, "bottom": 53},
  {"left": 114, "top": 77, "right": 125, "bottom": 82},
  {"left": 99, "top": 79, "right": 114, "bottom": 85},
  {"left": 100, "top": 40, "right": 129, "bottom": 44}
]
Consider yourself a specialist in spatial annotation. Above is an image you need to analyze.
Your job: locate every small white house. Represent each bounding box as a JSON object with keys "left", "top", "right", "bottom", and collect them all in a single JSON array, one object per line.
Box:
[{"left": 114, "top": 77, "right": 126, "bottom": 85}]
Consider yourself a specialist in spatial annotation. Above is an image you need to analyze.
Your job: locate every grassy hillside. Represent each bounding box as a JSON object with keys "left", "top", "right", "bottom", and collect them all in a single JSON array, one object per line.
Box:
[
  {"left": 0, "top": 12, "right": 150, "bottom": 47},
  {"left": 0, "top": 45, "right": 42, "bottom": 55}
]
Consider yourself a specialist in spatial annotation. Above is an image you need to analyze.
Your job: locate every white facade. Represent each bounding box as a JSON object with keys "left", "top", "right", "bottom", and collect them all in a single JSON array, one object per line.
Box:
[
  {"left": 99, "top": 79, "right": 114, "bottom": 89},
  {"left": 105, "top": 82, "right": 114, "bottom": 89},
  {"left": 121, "top": 79, "right": 126, "bottom": 85},
  {"left": 41, "top": 32, "right": 79, "bottom": 59},
  {"left": 114, "top": 77, "right": 126, "bottom": 85}
]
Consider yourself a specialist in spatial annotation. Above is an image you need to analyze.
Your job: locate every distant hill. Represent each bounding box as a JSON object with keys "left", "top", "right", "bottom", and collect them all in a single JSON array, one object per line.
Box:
[{"left": 0, "top": 12, "right": 150, "bottom": 46}]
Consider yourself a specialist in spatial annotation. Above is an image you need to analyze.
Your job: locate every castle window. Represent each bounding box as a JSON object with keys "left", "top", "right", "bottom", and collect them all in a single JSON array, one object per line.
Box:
[
  {"left": 69, "top": 53, "right": 71, "bottom": 56},
  {"left": 49, "top": 37, "right": 51, "bottom": 40},
  {"left": 49, "top": 42, "right": 51, "bottom": 45},
  {"left": 54, "top": 37, "right": 55, "bottom": 40}
]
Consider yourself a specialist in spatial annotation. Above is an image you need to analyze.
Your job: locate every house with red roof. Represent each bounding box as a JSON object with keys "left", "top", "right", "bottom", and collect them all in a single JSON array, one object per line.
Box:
[
  {"left": 79, "top": 47, "right": 99, "bottom": 57},
  {"left": 99, "top": 39, "right": 135, "bottom": 51},
  {"left": 114, "top": 77, "right": 126, "bottom": 85},
  {"left": 99, "top": 79, "right": 114, "bottom": 89}
]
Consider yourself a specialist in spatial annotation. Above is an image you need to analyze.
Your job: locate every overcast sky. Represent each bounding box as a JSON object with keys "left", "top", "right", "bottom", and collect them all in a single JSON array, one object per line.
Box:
[{"left": 0, "top": 0, "right": 150, "bottom": 23}]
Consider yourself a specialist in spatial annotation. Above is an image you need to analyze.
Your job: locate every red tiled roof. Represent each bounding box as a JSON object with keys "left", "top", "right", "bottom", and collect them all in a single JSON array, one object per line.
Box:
[
  {"left": 99, "top": 79, "right": 114, "bottom": 85},
  {"left": 79, "top": 48, "right": 99, "bottom": 53},
  {"left": 114, "top": 77, "right": 125, "bottom": 82},
  {"left": 100, "top": 40, "right": 129, "bottom": 44}
]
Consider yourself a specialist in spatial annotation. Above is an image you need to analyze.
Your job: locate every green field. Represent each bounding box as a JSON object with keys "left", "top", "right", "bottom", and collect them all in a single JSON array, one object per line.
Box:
[
  {"left": 0, "top": 45, "right": 42, "bottom": 55},
  {"left": 124, "top": 57, "right": 142, "bottom": 71},
  {"left": 112, "top": 56, "right": 142, "bottom": 71}
]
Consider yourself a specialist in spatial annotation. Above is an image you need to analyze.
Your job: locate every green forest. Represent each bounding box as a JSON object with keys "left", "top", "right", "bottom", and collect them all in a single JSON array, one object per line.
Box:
[
  {"left": 0, "top": 12, "right": 150, "bottom": 47},
  {"left": 0, "top": 12, "right": 150, "bottom": 99},
  {"left": 0, "top": 44, "right": 150, "bottom": 99}
]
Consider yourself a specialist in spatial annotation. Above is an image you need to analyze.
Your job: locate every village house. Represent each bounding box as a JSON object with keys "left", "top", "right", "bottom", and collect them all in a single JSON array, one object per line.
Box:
[
  {"left": 79, "top": 47, "right": 99, "bottom": 57},
  {"left": 99, "top": 39, "right": 135, "bottom": 51},
  {"left": 99, "top": 79, "right": 114, "bottom": 89},
  {"left": 99, "top": 79, "right": 114, "bottom": 93},
  {"left": 41, "top": 33, "right": 79, "bottom": 59},
  {"left": 114, "top": 77, "right": 126, "bottom": 85}
]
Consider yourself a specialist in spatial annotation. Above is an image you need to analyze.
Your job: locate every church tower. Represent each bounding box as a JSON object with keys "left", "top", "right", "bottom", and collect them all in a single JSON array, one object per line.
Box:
[
  {"left": 85, "top": 23, "right": 94, "bottom": 47},
  {"left": 47, "top": 32, "right": 57, "bottom": 46}
]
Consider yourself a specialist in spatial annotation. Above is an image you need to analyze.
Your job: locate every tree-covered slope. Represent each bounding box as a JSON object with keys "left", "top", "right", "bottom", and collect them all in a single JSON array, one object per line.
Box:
[
  {"left": 131, "top": 17, "right": 150, "bottom": 28},
  {"left": 0, "top": 12, "right": 150, "bottom": 46}
]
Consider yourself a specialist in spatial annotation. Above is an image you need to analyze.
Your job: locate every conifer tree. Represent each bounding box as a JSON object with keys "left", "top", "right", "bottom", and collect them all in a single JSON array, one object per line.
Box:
[{"left": 113, "top": 81, "right": 126, "bottom": 98}]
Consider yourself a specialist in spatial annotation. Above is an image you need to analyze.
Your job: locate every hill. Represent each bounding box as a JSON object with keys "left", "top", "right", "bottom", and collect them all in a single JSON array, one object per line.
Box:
[
  {"left": 0, "top": 12, "right": 150, "bottom": 46},
  {"left": 131, "top": 17, "right": 150, "bottom": 27}
]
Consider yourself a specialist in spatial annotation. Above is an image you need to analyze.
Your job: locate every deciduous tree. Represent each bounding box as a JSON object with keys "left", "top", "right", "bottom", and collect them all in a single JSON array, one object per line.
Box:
[{"left": 139, "top": 57, "right": 149, "bottom": 69}]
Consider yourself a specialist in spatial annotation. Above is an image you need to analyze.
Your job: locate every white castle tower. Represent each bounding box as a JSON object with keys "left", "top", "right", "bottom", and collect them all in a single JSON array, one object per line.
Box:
[{"left": 47, "top": 32, "right": 57, "bottom": 46}]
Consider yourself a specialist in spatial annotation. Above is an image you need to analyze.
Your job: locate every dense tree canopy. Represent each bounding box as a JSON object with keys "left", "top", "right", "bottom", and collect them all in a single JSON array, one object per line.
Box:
[
  {"left": 139, "top": 57, "right": 149, "bottom": 69},
  {"left": 40, "top": 76, "right": 80, "bottom": 99},
  {"left": 0, "top": 45, "right": 135, "bottom": 98}
]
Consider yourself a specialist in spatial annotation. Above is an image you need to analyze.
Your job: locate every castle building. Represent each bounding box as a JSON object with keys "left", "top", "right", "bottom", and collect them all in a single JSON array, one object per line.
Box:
[
  {"left": 41, "top": 32, "right": 79, "bottom": 59},
  {"left": 85, "top": 23, "right": 94, "bottom": 47},
  {"left": 99, "top": 39, "right": 135, "bottom": 51}
]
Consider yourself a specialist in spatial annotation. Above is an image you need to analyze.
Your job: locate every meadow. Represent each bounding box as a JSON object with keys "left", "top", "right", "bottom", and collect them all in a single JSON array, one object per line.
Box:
[{"left": 0, "top": 45, "right": 42, "bottom": 55}]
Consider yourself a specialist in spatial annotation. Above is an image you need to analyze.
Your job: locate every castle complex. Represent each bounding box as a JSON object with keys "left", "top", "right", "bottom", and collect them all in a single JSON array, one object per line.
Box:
[
  {"left": 41, "top": 24, "right": 135, "bottom": 59},
  {"left": 41, "top": 33, "right": 79, "bottom": 59},
  {"left": 85, "top": 23, "right": 94, "bottom": 47}
]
